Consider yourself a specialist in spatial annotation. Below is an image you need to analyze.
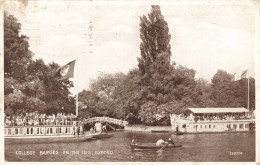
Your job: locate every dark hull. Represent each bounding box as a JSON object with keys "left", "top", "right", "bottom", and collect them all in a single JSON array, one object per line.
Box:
[
  {"left": 90, "top": 133, "right": 114, "bottom": 139},
  {"left": 151, "top": 130, "right": 169, "bottom": 133},
  {"left": 173, "top": 132, "right": 184, "bottom": 135},
  {"left": 130, "top": 143, "right": 182, "bottom": 150}
]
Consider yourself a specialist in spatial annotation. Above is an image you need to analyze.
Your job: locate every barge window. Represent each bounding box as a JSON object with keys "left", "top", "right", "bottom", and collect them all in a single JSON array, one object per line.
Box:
[
  {"left": 209, "top": 125, "right": 211, "bottom": 128},
  {"left": 31, "top": 128, "right": 33, "bottom": 134},
  {"left": 205, "top": 125, "right": 207, "bottom": 128},
  {"left": 200, "top": 125, "right": 202, "bottom": 128},
  {"left": 27, "top": 128, "right": 29, "bottom": 134},
  {"left": 15, "top": 128, "right": 18, "bottom": 134},
  {"left": 20, "top": 128, "right": 23, "bottom": 134},
  {"left": 213, "top": 125, "right": 215, "bottom": 128},
  {"left": 50, "top": 128, "right": 53, "bottom": 134},
  {"left": 239, "top": 124, "right": 243, "bottom": 129},
  {"left": 245, "top": 124, "right": 249, "bottom": 128},
  {"left": 8, "top": 129, "right": 11, "bottom": 135},
  {"left": 233, "top": 124, "right": 237, "bottom": 129}
]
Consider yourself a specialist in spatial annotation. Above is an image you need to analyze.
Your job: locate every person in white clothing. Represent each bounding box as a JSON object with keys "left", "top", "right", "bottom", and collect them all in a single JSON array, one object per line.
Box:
[{"left": 156, "top": 139, "right": 167, "bottom": 147}]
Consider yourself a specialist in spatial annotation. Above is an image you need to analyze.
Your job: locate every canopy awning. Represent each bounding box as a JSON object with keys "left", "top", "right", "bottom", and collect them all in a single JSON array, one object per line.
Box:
[{"left": 187, "top": 108, "right": 249, "bottom": 114}]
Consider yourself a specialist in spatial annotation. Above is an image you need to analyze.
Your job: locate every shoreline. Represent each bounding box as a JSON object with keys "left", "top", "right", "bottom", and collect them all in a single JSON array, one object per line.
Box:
[
  {"left": 123, "top": 125, "right": 255, "bottom": 134},
  {"left": 124, "top": 125, "right": 172, "bottom": 132}
]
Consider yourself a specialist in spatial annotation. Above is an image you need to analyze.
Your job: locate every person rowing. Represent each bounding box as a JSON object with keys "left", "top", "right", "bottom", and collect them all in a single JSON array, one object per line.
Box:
[
  {"left": 156, "top": 138, "right": 174, "bottom": 147},
  {"left": 156, "top": 139, "right": 167, "bottom": 147},
  {"left": 167, "top": 138, "right": 174, "bottom": 146},
  {"left": 156, "top": 138, "right": 175, "bottom": 152}
]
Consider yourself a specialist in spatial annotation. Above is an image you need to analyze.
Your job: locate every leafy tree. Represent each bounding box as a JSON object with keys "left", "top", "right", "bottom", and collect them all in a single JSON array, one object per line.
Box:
[
  {"left": 79, "top": 72, "right": 127, "bottom": 118},
  {"left": 78, "top": 90, "right": 100, "bottom": 118},
  {"left": 193, "top": 78, "right": 216, "bottom": 107},
  {"left": 210, "top": 70, "right": 255, "bottom": 109},
  {"left": 138, "top": 5, "right": 171, "bottom": 75},
  {"left": 4, "top": 12, "right": 33, "bottom": 81},
  {"left": 4, "top": 12, "right": 41, "bottom": 115},
  {"left": 4, "top": 12, "right": 75, "bottom": 115}
]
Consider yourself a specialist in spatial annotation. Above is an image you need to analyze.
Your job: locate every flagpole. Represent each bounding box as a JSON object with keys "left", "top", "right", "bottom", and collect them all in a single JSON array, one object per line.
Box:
[
  {"left": 76, "top": 57, "right": 79, "bottom": 116},
  {"left": 247, "top": 77, "right": 250, "bottom": 118}
]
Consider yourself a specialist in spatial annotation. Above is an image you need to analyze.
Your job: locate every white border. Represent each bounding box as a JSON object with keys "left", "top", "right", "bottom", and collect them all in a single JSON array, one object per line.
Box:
[{"left": 1, "top": 0, "right": 259, "bottom": 165}]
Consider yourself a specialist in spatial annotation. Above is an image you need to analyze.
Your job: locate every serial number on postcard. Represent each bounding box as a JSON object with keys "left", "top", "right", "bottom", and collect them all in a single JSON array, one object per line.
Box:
[{"left": 230, "top": 152, "right": 243, "bottom": 155}]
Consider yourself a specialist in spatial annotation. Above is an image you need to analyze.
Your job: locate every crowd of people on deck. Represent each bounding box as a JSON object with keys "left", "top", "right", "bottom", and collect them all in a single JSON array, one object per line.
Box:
[
  {"left": 179, "top": 113, "right": 250, "bottom": 122},
  {"left": 194, "top": 114, "right": 249, "bottom": 121},
  {"left": 4, "top": 112, "right": 78, "bottom": 126}
]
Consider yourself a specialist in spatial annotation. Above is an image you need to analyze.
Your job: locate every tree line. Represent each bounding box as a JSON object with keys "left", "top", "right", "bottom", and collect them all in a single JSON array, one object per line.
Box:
[
  {"left": 78, "top": 6, "right": 255, "bottom": 125},
  {"left": 4, "top": 12, "right": 75, "bottom": 116},
  {"left": 4, "top": 6, "right": 255, "bottom": 126}
]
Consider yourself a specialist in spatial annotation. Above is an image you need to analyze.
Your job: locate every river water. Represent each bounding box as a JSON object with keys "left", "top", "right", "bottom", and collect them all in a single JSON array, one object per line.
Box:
[{"left": 5, "top": 131, "right": 255, "bottom": 162}]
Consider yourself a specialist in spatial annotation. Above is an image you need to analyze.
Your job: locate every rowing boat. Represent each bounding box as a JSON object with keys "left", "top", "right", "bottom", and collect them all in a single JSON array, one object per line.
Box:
[{"left": 130, "top": 143, "right": 182, "bottom": 150}]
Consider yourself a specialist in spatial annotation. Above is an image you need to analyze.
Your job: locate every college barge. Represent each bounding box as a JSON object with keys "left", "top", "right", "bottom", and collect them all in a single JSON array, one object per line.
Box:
[{"left": 170, "top": 108, "right": 255, "bottom": 133}]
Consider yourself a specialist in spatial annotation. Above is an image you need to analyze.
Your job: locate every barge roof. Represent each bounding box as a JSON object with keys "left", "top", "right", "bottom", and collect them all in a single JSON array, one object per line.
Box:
[{"left": 188, "top": 108, "right": 249, "bottom": 114}]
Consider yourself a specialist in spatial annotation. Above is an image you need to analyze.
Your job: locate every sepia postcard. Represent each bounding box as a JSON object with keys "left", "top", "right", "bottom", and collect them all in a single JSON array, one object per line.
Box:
[{"left": 0, "top": 0, "right": 259, "bottom": 164}]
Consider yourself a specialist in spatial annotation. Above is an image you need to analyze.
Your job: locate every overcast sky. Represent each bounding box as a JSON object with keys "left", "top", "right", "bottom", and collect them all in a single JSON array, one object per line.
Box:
[{"left": 5, "top": 1, "right": 257, "bottom": 94}]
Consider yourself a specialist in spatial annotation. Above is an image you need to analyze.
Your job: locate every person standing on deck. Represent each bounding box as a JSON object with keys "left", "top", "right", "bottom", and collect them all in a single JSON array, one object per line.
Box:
[{"left": 77, "top": 126, "right": 80, "bottom": 137}]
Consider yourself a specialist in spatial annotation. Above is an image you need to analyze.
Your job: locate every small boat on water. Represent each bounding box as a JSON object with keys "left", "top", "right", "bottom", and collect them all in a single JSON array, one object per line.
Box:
[
  {"left": 151, "top": 130, "right": 169, "bottom": 133},
  {"left": 90, "top": 133, "right": 114, "bottom": 139},
  {"left": 172, "top": 131, "right": 184, "bottom": 135},
  {"left": 130, "top": 143, "right": 182, "bottom": 150}
]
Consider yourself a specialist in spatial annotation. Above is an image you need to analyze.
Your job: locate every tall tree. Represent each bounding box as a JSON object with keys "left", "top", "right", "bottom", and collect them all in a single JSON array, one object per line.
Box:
[{"left": 138, "top": 5, "right": 171, "bottom": 75}]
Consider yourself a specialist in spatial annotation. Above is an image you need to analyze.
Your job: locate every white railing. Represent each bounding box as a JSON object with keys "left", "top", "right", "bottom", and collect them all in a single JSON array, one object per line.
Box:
[
  {"left": 172, "top": 118, "right": 255, "bottom": 124},
  {"left": 84, "top": 117, "right": 128, "bottom": 126}
]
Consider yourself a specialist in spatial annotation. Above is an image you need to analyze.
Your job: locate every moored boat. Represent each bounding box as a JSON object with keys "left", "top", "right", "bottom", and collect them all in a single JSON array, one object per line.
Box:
[
  {"left": 4, "top": 124, "right": 90, "bottom": 144},
  {"left": 90, "top": 133, "right": 114, "bottom": 139},
  {"left": 151, "top": 130, "right": 169, "bottom": 133},
  {"left": 130, "top": 143, "right": 182, "bottom": 150},
  {"left": 170, "top": 108, "right": 255, "bottom": 133},
  {"left": 172, "top": 131, "right": 184, "bottom": 135}
]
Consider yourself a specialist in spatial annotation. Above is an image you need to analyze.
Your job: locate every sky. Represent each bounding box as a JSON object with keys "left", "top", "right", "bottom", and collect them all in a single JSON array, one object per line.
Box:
[{"left": 5, "top": 1, "right": 258, "bottom": 94}]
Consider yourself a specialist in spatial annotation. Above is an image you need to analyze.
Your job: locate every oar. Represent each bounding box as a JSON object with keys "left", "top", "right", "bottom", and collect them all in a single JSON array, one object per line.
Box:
[
  {"left": 131, "top": 133, "right": 135, "bottom": 144},
  {"left": 157, "top": 142, "right": 168, "bottom": 152}
]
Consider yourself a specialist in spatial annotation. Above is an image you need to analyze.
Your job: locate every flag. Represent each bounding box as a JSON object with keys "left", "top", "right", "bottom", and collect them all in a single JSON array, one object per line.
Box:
[
  {"left": 232, "top": 69, "right": 248, "bottom": 81},
  {"left": 55, "top": 60, "right": 76, "bottom": 80},
  {"left": 241, "top": 69, "right": 248, "bottom": 79},
  {"left": 231, "top": 73, "right": 236, "bottom": 81}
]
